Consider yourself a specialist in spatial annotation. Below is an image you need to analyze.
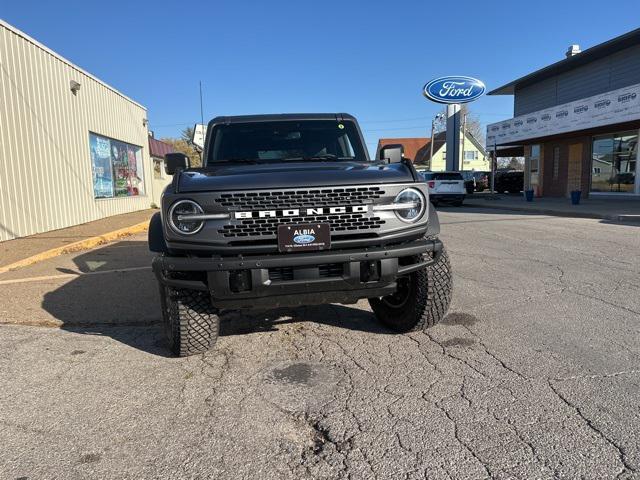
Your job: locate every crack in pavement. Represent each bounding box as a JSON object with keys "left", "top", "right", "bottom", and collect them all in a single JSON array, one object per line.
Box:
[{"left": 547, "top": 379, "right": 634, "bottom": 477}]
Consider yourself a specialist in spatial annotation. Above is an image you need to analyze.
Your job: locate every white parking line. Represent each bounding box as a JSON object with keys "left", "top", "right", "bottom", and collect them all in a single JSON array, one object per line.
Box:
[{"left": 0, "top": 266, "right": 152, "bottom": 285}]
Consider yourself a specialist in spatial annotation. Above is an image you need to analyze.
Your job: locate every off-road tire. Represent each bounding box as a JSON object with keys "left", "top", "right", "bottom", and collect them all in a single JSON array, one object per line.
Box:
[
  {"left": 159, "top": 286, "right": 220, "bottom": 357},
  {"left": 369, "top": 243, "right": 452, "bottom": 332}
]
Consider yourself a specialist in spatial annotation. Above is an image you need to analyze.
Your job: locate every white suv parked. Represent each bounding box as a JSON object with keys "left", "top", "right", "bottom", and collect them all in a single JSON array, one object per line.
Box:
[{"left": 419, "top": 171, "right": 466, "bottom": 206}]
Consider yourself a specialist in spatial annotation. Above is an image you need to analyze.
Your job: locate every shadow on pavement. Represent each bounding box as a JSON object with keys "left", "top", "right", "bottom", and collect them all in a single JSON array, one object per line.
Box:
[{"left": 41, "top": 240, "right": 403, "bottom": 357}]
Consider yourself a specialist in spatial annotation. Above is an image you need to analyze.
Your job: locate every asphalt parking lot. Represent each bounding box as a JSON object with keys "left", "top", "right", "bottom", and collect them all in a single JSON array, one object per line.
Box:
[{"left": 1, "top": 208, "right": 639, "bottom": 480}]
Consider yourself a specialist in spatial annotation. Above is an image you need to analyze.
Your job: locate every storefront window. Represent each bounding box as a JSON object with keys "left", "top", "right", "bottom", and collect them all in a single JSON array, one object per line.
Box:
[
  {"left": 89, "top": 133, "right": 145, "bottom": 198},
  {"left": 591, "top": 131, "right": 637, "bottom": 193}
]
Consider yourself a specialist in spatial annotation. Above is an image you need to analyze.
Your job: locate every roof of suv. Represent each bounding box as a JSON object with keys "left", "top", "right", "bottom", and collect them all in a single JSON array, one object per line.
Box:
[{"left": 208, "top": 113, "right": 356, "bottom": 124}]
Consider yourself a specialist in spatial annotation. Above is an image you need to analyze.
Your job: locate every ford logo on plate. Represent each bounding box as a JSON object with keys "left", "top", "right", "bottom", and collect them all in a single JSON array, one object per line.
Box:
[
  {"left": 293, "top": 234, "right": 315, "bottom": 245},
  {"left": 423, "top": 76, "right": 486, "bottom": 104}
]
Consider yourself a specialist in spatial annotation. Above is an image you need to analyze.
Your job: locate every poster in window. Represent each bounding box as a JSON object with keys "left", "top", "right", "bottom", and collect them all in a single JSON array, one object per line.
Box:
[
  {"left": 90, "top": 133, "right": 114, "bottom": 198},
  {"left": 89, "top": 133, "right": 144, "bottom": 198}
]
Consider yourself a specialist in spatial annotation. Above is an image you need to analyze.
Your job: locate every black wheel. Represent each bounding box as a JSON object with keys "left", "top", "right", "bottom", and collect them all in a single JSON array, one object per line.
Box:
[
  {"left": 369, "top": 244, "right": 452, "bottom": 332},
  {"left": 159, "top": 285, "right": 220, "bottom": 357}
]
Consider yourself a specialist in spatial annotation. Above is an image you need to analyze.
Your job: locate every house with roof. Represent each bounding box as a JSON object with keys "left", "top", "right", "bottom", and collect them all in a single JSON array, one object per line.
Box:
[
  {"left": 148, "top": 135, "right": 175, "bottom": 205},
  {"left": 375, "top": 132, "right": 488, "bottom": 171}
]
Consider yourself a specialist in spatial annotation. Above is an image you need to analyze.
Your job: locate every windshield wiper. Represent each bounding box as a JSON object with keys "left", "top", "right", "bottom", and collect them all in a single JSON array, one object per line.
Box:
[
  {"left": 211, "top": 158, "right": 261, "bottom": 165},
  {"left": 281, "top": 155, "right": 354, "bottom": 162}
]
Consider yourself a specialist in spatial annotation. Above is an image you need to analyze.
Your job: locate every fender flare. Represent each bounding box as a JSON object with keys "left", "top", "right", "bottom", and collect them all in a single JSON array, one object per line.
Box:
[
  {"left": 148, "top": 212, "right": 170, "bottom": 253},
  {"left": 425, "top": 204, "right": 440, "bottom": 238}
]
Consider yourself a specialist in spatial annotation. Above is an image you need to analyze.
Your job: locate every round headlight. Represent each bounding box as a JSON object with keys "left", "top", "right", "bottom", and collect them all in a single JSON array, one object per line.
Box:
[
  {"left": 394, "top": 188, "right": 425, "bottom": 223},
  {"left": 169, "top": 200, "right": 204, "bottom": 235}
]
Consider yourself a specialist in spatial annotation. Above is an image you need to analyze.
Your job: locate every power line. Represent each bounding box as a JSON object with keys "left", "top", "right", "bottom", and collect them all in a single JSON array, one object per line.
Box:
[
  {"left": 362, "top": 125, "right": 428, "bottom": 132},
  {"left": 150, "top": 122, "right": 193, "bottom": 128},
  {"left": 151, "top": 112, "right": 512, "bottom": 130}
]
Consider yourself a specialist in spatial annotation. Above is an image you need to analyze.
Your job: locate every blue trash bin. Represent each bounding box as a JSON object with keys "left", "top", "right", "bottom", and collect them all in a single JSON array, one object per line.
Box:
[
  {"left": 525, "top": 189, "right": 534, "bottom": 202},
  {"left": 571, "top": 190, "right": 581, "bottom": 205}
]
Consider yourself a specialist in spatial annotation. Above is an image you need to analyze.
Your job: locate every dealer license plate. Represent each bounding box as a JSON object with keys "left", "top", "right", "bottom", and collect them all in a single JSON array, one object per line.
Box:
[{"left": 277, "top": 223, "right": 331, "bottom": 253}]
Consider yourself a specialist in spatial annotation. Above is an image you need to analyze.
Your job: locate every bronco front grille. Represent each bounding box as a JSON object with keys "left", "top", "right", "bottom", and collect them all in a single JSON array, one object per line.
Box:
[
  {"left": 214, "top": 186, "right": 385, "bottom": 210},
  {"left": 219, "top": 213, "right": 385, "bottom": 238}
]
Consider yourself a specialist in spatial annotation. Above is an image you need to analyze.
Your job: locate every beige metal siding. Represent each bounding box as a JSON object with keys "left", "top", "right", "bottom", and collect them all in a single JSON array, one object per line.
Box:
[{"left": 0, "top": 21, "right": 154, "bottom": 242}]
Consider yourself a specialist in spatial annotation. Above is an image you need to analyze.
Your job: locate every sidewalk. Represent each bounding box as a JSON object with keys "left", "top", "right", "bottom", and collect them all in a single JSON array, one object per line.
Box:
[
  {"left": 0, "top": 209, "right": 156, "bottom": 269},
  {"left": 463, "top": 193, "right": 640, "bottom": 222}
]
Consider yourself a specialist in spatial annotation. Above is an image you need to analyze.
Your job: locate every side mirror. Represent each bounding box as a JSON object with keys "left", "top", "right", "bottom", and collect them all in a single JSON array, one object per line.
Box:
[
  {"left": 379, "top": 144, "right": 404, "bottom": 163},
  {"left": 164, "top": 152, "right": 190, "bottom": 175}
]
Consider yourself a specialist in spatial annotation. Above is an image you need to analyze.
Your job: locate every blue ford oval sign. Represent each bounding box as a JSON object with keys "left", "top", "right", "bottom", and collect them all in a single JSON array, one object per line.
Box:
[
  {"left": 423, "top": 76, "right": 486, "bottom": 104},
  {"left": 293, "top": 234, "right": 315, "bottom": 245}
]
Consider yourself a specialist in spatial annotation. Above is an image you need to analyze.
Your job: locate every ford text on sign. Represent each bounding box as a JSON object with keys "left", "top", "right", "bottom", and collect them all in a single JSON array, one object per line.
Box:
[{"left": 423, "top": 76, "right": 486, "bottom": 104}]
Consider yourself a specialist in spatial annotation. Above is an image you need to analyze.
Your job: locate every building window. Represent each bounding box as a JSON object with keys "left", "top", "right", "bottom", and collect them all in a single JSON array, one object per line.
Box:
[
  {"left": 591, "top": 131, "right": 637, "bottom": 193},
  {"left": 464, "top": 150, "right": 478, "bottom": 160},
  {"left": 442, "top": 151, "right": 446, "bottom": 160},
  {"left": 153, "top": 159, "right": 164, "bottom": 179},
  {"left": 89, "top": 133, "right": 145, "bottom": 198},
  {"left": 553, "top": 147, "right": 560, "bottom": 179},
  {"left": 529, "top": 144, "right": 540, "bottom": 173}
]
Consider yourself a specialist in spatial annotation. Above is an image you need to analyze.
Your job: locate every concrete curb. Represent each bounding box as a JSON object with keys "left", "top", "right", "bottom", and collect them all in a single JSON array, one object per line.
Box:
[
  {"left": 463, "top": 201, "right": 616, "bottom": 221},
  {"left": 0, "top": 221, "right": 149, "bottom": 275}
]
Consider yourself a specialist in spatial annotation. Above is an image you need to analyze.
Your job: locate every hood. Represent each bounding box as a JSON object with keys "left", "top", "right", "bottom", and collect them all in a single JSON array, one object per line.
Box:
[{"left": 176, "top": 161, "right": 416, "bottom": 192}]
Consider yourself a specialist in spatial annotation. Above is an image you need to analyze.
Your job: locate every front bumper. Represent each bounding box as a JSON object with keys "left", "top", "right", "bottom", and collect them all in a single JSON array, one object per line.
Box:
[
  {"left": 152, "top": 238, "right": 442, "bottom": 309},
  {"left": 430, "top": 194, "right": 465, "bottom": 203}
]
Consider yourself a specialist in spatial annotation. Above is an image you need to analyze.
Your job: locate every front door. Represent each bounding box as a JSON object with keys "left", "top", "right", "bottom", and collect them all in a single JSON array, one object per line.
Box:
[{"left": 567, "top": 143, "right": 583, "bottom": 196}]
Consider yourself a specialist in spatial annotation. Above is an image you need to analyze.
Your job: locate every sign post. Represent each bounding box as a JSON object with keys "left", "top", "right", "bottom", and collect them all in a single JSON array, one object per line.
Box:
[
  {"left": 423, "top": 76, "right": 485, "bottom": 172},
  {"left": 445, "top": 104, "right": 461, "bottom": 171}
]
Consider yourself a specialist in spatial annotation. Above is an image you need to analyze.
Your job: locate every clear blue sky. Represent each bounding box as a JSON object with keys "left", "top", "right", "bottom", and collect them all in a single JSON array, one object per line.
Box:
[{"left": 3, "top": 1, "right": 639, "bottom": 154}]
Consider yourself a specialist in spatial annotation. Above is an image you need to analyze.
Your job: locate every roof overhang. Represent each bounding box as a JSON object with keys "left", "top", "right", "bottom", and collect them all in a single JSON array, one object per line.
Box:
[{"left": 489, "top": 28, "right": 640, "bottom": 96}]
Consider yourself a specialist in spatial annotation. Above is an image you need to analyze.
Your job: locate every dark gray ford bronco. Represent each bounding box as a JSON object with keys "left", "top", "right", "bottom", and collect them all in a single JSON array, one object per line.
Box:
[{"left": 149, "top": 113, "right": 452, "bottom": 356}]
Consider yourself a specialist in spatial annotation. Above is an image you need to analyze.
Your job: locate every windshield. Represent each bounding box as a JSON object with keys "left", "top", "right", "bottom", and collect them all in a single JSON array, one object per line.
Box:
[{"left": 207, "top": 120, "right": 368, "bottom": 164}]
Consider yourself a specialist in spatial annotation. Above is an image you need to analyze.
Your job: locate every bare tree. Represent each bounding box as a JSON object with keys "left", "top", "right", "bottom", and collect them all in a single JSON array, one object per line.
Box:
[
  {"left": 181, "top": 126, "right": 195, "bottom": 143},
  {"left": 497, "top": 157, "right": 524, "bottom": 170},
  {"left": 437, "top": 105, "right": 485, "bottom": 146},
  {"left": 460, "top": 104, "right": 484, "bottom": 145}
]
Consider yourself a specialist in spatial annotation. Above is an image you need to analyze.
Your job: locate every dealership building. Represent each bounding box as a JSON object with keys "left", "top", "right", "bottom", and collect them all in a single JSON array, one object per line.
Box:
[
  {"left": 0, "top": 20, "right": 171, "bottom": 243},
  {"left": 487, "top": 28, "right": 640, "bottom": 199}
]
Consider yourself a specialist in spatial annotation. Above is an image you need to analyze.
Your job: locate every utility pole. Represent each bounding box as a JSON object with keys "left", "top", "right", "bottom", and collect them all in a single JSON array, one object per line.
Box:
[
  {"left": 199, "top": 81, "right": 204, "bottom": 164},
  {"left": 429, "top": 113, "right": 444, "bottom": 171},
  {"left": 491, "top": 140, "right": 497, "bottom": 194},
  {"left": 199, "top": 81, "right": 205, "bottom": 127},
  {"left": 460, "top": 113, "right": 467, "bottom": 172}
]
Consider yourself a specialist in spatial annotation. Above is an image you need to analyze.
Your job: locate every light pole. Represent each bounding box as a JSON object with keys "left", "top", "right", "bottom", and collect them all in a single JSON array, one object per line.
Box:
[{"left": 429, "top": 113, "right": 444, "bottom": 170}]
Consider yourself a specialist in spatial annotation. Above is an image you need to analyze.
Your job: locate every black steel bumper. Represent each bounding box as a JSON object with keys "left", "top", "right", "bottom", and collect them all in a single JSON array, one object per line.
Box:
[{"left": 152, "top": 238, "right": 442, "bottom": 309}]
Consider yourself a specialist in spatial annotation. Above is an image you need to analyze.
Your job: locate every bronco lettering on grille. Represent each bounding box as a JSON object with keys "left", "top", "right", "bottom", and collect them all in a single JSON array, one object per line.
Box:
[{"left": 234, "top": 205, "right": 369, "bottom": 219}]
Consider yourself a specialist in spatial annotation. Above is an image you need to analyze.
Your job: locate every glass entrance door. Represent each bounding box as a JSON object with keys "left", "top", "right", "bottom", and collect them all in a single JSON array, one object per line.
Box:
[{"left": 591, "top": 131, "right": 637, "bottom": 193}]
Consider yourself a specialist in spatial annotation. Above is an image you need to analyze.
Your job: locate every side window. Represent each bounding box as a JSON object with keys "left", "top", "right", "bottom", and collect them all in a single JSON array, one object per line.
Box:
[
  {"left": 153, "top": 159, "right": 164, "bottom": 179},
  {"left": 529, "top": 144, "right": 540, "bottom": 173}
]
